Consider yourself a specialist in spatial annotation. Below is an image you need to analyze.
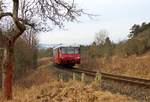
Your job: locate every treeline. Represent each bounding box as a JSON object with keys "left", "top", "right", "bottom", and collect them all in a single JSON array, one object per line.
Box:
[
  {"left": 82, "top": 22, "right": 150, "bottom": 57},
  {"left": 115, "top": 22, "right": 150, "bottom": 56},
  {"left": 38, "top": 48, "right": 53, "bottom": 58},
  {"left": 80, "top": 22, "right": 150, "bottom": 69},
  {"left": 0, "top": 31, "right": 38, "bottom": 86}
]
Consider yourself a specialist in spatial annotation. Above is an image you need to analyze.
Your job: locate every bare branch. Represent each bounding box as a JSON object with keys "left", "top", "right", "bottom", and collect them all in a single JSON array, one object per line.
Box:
[
  {"left": 12, "top": 0, "right": 25, "bottom": 32},
  {"left": 18, "top": 18, "right": 35, "bottom": 27},
  {"left": 11, "top": 0, "right": 26, "bottom": 42},
  {"left": 0, "top": 12, "right": 13, "bottom": 19},
  {"left": 34, "top": 0, "right": 84, "bottom": 28},
  {"left": 0, "top": 0, "right": 90, "bottom": 99}
]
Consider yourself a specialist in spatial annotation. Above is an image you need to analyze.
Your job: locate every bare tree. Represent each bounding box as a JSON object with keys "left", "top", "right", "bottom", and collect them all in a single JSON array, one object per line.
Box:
[
  {"left": 22, "top": 29, "right": 38, "bottom": 48},
  {"left": 95, "top": 30, "right": 108, "bottom": 45},
  {"left": 0, "top": 0, "right": 84, "bottom": 99}
]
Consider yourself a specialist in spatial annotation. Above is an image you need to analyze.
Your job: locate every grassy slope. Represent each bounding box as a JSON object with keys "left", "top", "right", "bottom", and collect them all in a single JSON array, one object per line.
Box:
[
  {"left": 0, "top": 57, "right": 137, "bottom": 102},
  {"left": 98, "top": 52, "right": 150, "bottom": 79}
]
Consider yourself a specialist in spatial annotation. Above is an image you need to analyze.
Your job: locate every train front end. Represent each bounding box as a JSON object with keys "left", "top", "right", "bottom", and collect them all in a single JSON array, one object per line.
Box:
[
  {"left": 53, "top": 45, "right": 80, "bottom": 67},
  {"left": 60, "top": 47, "right": 80, "bottom": 66}
]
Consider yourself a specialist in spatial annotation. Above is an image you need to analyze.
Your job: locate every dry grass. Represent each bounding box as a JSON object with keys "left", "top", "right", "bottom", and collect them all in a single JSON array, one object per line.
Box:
[
  {"left": 37, "top": 57, "right": 52, "bottom": 66},
  {"left": 15, "top": 62, "right": 56, "bottom": 88},
  {"left": 0, "top": 81, "right": 137, "bottom": 102},
  {"left": 98, "top": 53, "right": 150, "bottom": 79},
  {"left": 0, "top": 57, "right": 137, "bottom": 102},
  {"left": 15, "top": 57, "right": 56, "bottom": 88},
  {"left": 80, "top": 51, "right": 150, "bottom": 79}
]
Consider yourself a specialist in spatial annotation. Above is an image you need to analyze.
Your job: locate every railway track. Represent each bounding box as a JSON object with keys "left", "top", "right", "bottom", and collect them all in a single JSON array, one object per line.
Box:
[
  {"left": 71, "top": 68, "right": 150, "bottom": 87},
  {"left": 55, "top": 65, "right": 150, "bottom": 101}
]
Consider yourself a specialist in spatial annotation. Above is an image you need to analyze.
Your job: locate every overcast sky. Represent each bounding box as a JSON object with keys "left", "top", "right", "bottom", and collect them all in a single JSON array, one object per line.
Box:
[{"left": 39, "top": 0, "right": 150, "bottom": 45}]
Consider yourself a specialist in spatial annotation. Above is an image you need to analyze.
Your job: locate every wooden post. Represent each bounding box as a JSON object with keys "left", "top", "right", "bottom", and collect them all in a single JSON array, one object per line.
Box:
[
  {"left": 73, "top": 73, "right": 76, "bottom": 81},
  {"left": 94, "top": 71, "right": 102, "bottom": 89},
  {"left": 81, "top": 73, "right": 85, "bottom": 82},
  {"left": 58, "top": 73, "right": 63, "bottom": 82}
]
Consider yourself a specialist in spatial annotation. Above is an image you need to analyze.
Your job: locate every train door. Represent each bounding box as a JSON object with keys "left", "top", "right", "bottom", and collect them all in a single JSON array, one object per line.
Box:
[{"left": 57, "top": 48, "right": 61, "bottom": 64}]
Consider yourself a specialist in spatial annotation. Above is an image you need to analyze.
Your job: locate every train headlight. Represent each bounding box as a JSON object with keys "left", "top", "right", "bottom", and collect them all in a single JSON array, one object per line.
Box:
[{"left": 76, "top": 56, "right": 80, "bottom": 59}]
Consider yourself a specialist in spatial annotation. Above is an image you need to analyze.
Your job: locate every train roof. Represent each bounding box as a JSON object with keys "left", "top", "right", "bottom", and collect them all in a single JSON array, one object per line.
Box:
[{"left": 53, "top": 44, "right": 80, "bottom": 49}]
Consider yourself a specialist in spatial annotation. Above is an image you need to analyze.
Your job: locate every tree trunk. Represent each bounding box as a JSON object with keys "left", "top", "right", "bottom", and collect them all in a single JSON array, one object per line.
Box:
[{"left": 2, "top": 44, "right": 14, "bottom": 100}]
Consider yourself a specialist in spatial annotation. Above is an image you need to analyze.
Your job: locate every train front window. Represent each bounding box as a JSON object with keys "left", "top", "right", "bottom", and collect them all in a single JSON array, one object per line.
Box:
[
  {"left": 61, "top": 47, "right": 67, "bottom": 54},
  {"left": 67, "top": 48, "right": 74, "bottom": 54},
  {"left": 61, "top": 47, "right": 79, "bottom": 54},
  {"left": 75, "top": 48, "right": 80, "bottom": 54}
]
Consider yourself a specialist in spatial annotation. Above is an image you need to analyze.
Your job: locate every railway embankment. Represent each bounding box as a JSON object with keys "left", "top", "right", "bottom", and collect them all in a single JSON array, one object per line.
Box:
[
  {"left": 80, "top": 52, "right": 150, "bottom": 80},
  {"left": 62, "top": 67, "right": 150, "bottom": 102}
]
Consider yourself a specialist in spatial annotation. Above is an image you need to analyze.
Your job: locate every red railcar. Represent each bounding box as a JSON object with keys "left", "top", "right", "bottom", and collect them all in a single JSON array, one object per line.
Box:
[{"left": 53, "top": 45, "right": 80, "bottom": 66}]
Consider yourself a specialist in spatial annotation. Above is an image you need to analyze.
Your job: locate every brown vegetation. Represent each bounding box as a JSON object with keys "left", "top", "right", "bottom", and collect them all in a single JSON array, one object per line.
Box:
[
  {"left": 0, "top": 80, "right": 136, "bottom": 102},
  {"left": 37, "top": 57, "right": 51, "bottom": 66},
  {"left": 0, "top": 0, "right": 85, "bottom": 99},
  {"left": 0, "top": 36, "right": 38, "bottom": 88},
  {"left": 15, "top": 62, "right": 56, "bottom": 88},
  {"left": 0, "top": 57, "right": 137, "bottom": 102},
  {"left": 99, "top": 53, "right": 150, "bottom": 79},
  {"left": 80, "top": 23, "right": 150, "bottom": 79},
  {"left": 80, "top": 51, "right": 150, "bottom": 79}
]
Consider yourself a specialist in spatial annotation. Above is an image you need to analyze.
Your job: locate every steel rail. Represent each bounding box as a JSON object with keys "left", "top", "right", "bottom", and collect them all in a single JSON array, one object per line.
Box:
[{"left": 71, "top": 68, "right": 150, "bottom": 87}]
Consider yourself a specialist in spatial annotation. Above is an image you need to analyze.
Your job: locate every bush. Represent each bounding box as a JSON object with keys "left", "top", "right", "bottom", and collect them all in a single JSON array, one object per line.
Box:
[
  {"left": 38, "top": 48, "right": 53, "bottom": 58},
  {"left": 122, "top": 38, "right": 148, "bottom": 56},
  {"left": 14, "top": 38, "right": 38, "bottom": 79},
  {"left": 0, "top": 37, "right": 38, "bottom": 88}
]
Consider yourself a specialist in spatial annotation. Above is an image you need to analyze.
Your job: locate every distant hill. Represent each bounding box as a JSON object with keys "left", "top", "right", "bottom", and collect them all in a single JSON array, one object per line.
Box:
[{"left": 38, "top": 43, "right": 62, "bottom": 49}]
